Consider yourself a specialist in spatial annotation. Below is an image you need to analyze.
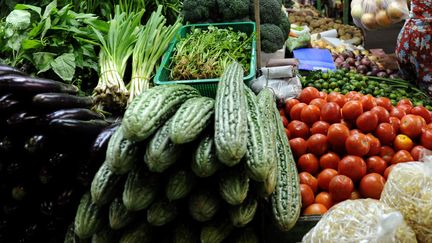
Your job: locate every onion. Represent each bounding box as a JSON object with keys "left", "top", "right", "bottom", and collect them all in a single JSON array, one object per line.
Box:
[
  {"left": 366, "top": 71, "right": 373, "bottom": 76},
  {"left": 355, "top": 55, "right": 362, "bottom": 61},
  {"left": 389, "top": 74, "right": 399, "bottom": 79},
  {"left": 377, "top": 71, "right": 388, "bottom": 78},
  {"left": 387, "top": 2, "right": 405, "bottom": 20},
  {"left": 346, "top": 57, "right": 355, "bottom": 65},
  {"left": 386, "top": 69, "right": 394, "bottom": 74},
  {"left": 361, "top": 57, "right": 371, "bottom": 66},
  {"left": 343, "top": 63, "right": 351, "bottom": 69},
  {"left": 357, "top": 65, "right": 368, "bottom": 74},
  {"left": 371, "top": 68, "right": 379, "bottom": 76},
  {"left": 351, "top": 4, "right": 363, "bottom": 19},
  {"left": 361, "top": 13, "right": 378, "bottom": 29},
  {"left": 376, "top": 10, "right": 392, "bottom": 27},
  {"left": 355, "top": 61, "right": 361, "bottom": 67}
]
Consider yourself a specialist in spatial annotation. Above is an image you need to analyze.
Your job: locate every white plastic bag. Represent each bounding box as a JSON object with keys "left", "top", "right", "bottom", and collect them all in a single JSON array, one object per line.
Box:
[
  {"left": 351, "top": 0, "right": 409, "bottom": 30},
  {"left": 302, "top": 199, "right": 417, "bottom": 243},
  {"left": 380, "top": 155, "right": 432, "bottom": 243},
  {"left": 250, "top": 74, "right": 302, "bottom": 101}
]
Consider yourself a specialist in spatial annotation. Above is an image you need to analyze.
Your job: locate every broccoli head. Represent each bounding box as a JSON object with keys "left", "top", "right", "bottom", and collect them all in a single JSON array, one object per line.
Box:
[
  {"left": 183, "top": 0, "right": 217, "bottom": 23},
  {"left": 260, "top": 24, "right": 285, "bottom": 53},
  {"left": 278, "top": 10, "right": 291, "bottom": 39},
  {"left": 217, "top": 0, "right": 249, "bottom": 20},
  {"left": 249, "top": 0, "right": 283, "bottom": 24}
]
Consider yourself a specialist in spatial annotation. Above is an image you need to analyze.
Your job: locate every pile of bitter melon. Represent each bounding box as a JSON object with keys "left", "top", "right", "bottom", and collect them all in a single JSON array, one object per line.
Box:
[{"left": 66, "top": 62, "right": 301, "bottom": 242}]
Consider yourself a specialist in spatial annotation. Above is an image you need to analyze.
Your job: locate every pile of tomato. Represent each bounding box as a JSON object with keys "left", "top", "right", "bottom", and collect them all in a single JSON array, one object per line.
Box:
[{"left": 280, "top": 87, "right": 432, "bottom": 216}]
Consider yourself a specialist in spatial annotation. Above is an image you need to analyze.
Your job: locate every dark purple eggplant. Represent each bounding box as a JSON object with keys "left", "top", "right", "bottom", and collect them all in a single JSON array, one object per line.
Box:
[
  {"left": 0, "top": 94, "right": 21, "bottom": 114},
  {"left": 0, "top": 136, "right": 13, "bottom": 153},
  {"left": 11, "top": 185, "right": 28, "bottom": 201},
  {"left": 43, "top": 108, "right": 103, "bottom": 121},
  {"left": 0, "top": 64, "right": 26, "bottom": 76},
  {"left": 47, "top": 152, "right": 69, "bottom": 169},
  {"left": 24, "top": 135, "right": 49, "bottom": 154},
  {"left": 89, "top": 124, "right": 119, "bottom": 164},
  {"left": 6, "top": 111, "right": 39, "bottom": 128},
  {"left": 32, "top": 93, "right": 93, "bottom": 110},
  {"left": 0, "top": 74, "right": 78, "bottom": 95},
  {"left": 48, "top": 119, "right": 110, "bottom": 136}
]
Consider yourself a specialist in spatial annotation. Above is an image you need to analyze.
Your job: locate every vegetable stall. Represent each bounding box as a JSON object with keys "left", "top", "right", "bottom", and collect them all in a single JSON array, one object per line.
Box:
[{"left": 0, "top": 0, "right": 431, "bottom": 242}]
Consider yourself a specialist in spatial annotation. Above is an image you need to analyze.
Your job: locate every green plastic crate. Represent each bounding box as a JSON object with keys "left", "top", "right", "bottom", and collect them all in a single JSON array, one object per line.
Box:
[{"left": 154, "top": 22, "right": 257, "bottom": 98}]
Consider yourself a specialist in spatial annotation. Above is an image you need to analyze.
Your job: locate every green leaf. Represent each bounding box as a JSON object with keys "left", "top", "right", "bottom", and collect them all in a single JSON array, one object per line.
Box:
[
  {"left": 7, "top": 33, "right": 26, "bottom": 51},
  {"left": 22, "top": 39, "right": 42, "bottom": 50},
  {"left": 41, "top": 17, "right": 51, "bottom": 39},
  {"left": 6, "top": 10, "right": 31, "bottom": 30},
  {"left": 51, "top": 53, "right": 76, "bottom": 81},
  {"left": 28, "top": 21, "right": 45, "bottom": 38},
  {"left": 14, "top": 4, "right": 42, "bottom": 16},
  {"left": 33, "top": 51, "right": 56, "bottom": 73},
  {"left": 42, "top": 0, "right": 57, "bottom": 20}
]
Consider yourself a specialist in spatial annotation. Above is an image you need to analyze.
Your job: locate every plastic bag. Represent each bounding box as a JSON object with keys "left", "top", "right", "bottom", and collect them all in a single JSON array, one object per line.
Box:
[
  {"left": 380, "top": 156, "right": 432, "bottom": 243},
  {"left": 302, "top": 199, "right": 417, "bottom": 243},
  {"left": 286, "top": 25, "right": 311, "bottom": 52},
  {"left": 351, "top": 0, "right": 409, "bottom": 30},
  {"left": 250, "top": 74, "right": 302, "bottom": 101}
]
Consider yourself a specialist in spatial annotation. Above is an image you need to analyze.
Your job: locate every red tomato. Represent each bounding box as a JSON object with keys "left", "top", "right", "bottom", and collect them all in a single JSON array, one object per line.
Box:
[
  {"left": 390, "top": 107, "right": 406, "bottom": 119},
  {"left": 361, "top": 95, "right": 377, "bottom": 111},
  {"left": 289, "top": 138, "right": 307, "bottom": 158},
  {"left": 290, "top": 103, "right": 307, "bottom": 121},
  {"left": 342, "top": 100, "right": 363, "bottom": 121},
  {"left": 299, "top": 172, "right": 319, "bottom": 194},
  {"left": 319, "top": 91, "right": 327, "bottom": 100},
  {"left": 285, "top": 128, "right": 291, "bottom": 139},
  {"left": 321, "top": 102, "right": 342, "bottom": 123},
  {"left": 375, "top": 97, "right": 393, "bottom": 111},
  {"left": 375, "top": 123, "right": 396, "bottom": 145},
  {"left": 303, "top": 203, "right": 328, "bottom": 215},
  {"left": 301, "top": 105, "right": 321, "bottom": 126},
  {"left": 380, "top": 146, "right": 395, "bottom": 164},
  {"left": 384, "top": 164, "right": 396, "bottom": 179},
  {"left": 338, "top": 155, "right": 367, "bottom": 182},
  {"left": 299, "top": 87, "right": 321, "bottom": 104},
  {"left": 366, "top": 134, "right": 381, "bottom": 156},
  {"left": 350, "top": 129, "right": 361, "bottom": 135},
  {"left": 359, "top": 173, "right": 386, "bottom": 199},
  {"left": 397, "top": 98, "right": 413, "bottom": 107},
  {"left": 285, "top": 99, "right": 300, "bottom": 115},
  {"left": 410, "top": 106, "right": 431, "bottom": 123},
  {"left": 400, "top": 114, "right": 425, "bottom": 138},
  {"left": 317, "top": 168, "right": 338, "bottom": 190},
  {"left": 391, "top": 150, "right": 414, "bottom": 164},
  {"left": 398, "top": 104, "right": 413, "bottom": 114},
  {"left": 280, "top": 109, "right": 286, "bottom": 117},
  {"left": 307, "top": 134, "right": 328, "bottom": 156},
  {"left": 341, "top": 119, "right": 354, "bottom": 130},
  {"left": 371, "top": 106, "right": 390, "bottom": 123},
  {"left": 346, "top": 91, "right": 362, "bottom": 101},
  {"left": 366, "top": 156, "right": 387, "bottom": 175},
  {"left": 327, "top": 123, "right": 350, "bottom": 150},
  {"left": 281, "top": 116, "right": 289, "bottom": 127},
  {"left": 345, "top": 133, "right": 370, "bottom": 157},
  {"left": 327, "top": 92, "right": 347, "bottom": 107},
  {"left": 393, "top": 134, "right": 414, "bottom": 151},
  {"left": 287, "top": 121, "right": 310, "bottom": 139},
  {"left": 411, "top": 145, "right": 427, "bottom": 161},
  {"left": 356, "top": 111, "right": 379, "bottom": 133},
  {"left": 389, "top": 117, "right": 401, "bottom": 134},
  {"left": 329, "top": 175, "right": 354, "bottom": 202},
  {"left": 310, "top": 121, "right": 330, "bottom": 135},
  {"left": 298, "top": 153, "right": 320, "bottom": 175},
  {"left": 309, "top": 98, "right": 327, "bottom": 110},
  {"left": 421, "top": 128, "right": 432, "bottom": 150},
  {"left": 319, "top": 152, "right": 340, "bottom": 170},
  {"left": 315, "top": 192, "right": 334, "bottom": 209},
  {"left": 350, "top": 190, "right": 362, "bottom": 200},
  {"left": 300, "top": 184, "right": 315, "bottom": 208}
]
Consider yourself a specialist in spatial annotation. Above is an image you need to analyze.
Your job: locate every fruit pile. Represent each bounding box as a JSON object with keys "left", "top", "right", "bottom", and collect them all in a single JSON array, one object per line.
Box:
[{"left": 279, "top": 87, "right": 432, "bottom": 215}]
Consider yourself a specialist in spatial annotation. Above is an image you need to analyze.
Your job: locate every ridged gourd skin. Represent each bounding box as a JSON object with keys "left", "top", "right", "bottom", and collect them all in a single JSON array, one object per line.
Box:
[
  {"left": 106, "top": 127, "right": 139, "bottom": 174},
  {"left": 228, "top": 196, "right": 258, "bottom": 227},
  {"left": 122, "top": 84, "right": 200, "bottom": 142},
  {"left": 200, "top": 218, "right": 234, "bottom": 243},
  {"left": 64, "top": 223, "right": 85, "bottom": 243},
  {"left": 90, "top": 161, "right": 123, "bottom": 206},
  {"left": 173, "top": 221, "right": 199, "bottom": 243},
  {"left": 74, "top": 193, "right": 104, "bottom": 239},
  {"left": 119, "top": 221, "right": 153, "bottom": 243},
  {"left": 244, "top": 85, "right": 275, "bottom": 181},
  {"left": 214, "top": 62, "right": 248, "bottom": 166},
  {"left": 257, "top": 164, "right": 278, "bottom": 198},
  {"left": 165, "top": 170, "right": 195, "bottom": 201},
  {"left": 92, "top": 226, "right": 121, "bottom": 243},
  {"left": 188, "top": 190, "right": 221, "bottom": 222},
  {"left": 122, "top": 165, "right": 159, "bottom": 211},
  {"left": 109, "top": 197, "right": 136, "bottom": 230},
  {"left": 270, "top": 102, "right": 301, "bottom": 232},
  {"left": 219, "top": 166, "right": 249, "bottom": 205},
  {"left": 146, "top": 200, "right": 178, "bottom": 226},
  {"left": 144, "top": 117, "right": 183, "bottom": 173},
  {"left": 191, "top": 133, "right": 221, "bottom": 178},
  {"left": 235, "top": 227, "right": 260, "bottom": 243},
  {"left": 170, "top": 97, "right": 215, "bottom": 144}
]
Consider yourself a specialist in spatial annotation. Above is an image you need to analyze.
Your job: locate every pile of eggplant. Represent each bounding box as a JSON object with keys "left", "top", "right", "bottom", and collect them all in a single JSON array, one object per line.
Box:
[{"left": 0, "top": 65, "right": 114, "bottom": 242}]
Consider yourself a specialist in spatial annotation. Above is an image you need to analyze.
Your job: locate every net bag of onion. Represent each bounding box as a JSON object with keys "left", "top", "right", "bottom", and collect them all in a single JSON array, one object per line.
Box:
[
  {"left": 302, "top": 199, "right": 417, "bottom": 243},
  {"left": 380, "top": 156, "right": 432, "bottom": 243},
  {"left": 351, "top": 0, "right": 409, "bottom": 30}
]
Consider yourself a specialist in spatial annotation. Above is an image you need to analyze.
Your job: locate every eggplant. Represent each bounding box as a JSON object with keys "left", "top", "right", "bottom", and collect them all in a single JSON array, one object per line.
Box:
[
  {"left": 89, "top": 124, "right": 119, "bottom": 164},
  {"left": 24, "top": 135, "right": 49, "bottom": 154},
  {"left": 0, "top": 74, "right": 78, "bottom": 95},
  {"left": 11, "top": 185, "right": 27, "bottom": 201},
  {"left": 43, "top": 108, "right": 103, "bottom": 121},
  {"left": 32, "top": 93, "right": 93, "bottom": 110},
  {"left": 0, "top": 136, "right": 13, "bottom": 153},
  {"left": 0, "top": 94, "right": 21, "bottom": 114},
  {"left": 6, "top": 111, "right": 39, "bottom": 128},
  {"left": 47, "top": 152, "right": 69, "bottom": 169},
  {"left": 0, "top": 64, "right": 26, "bottom": 76},
  {"left": 48, "top": 119, "right": 110, "bottom": 136}
]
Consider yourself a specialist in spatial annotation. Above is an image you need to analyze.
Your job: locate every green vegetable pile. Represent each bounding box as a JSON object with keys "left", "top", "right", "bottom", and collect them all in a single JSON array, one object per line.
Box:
[
  {"left": 301, "top": 69, "right": 432, "bottom": 109},
  {"left": 169, "top": 26, "right": 252, "bottom": 80}
]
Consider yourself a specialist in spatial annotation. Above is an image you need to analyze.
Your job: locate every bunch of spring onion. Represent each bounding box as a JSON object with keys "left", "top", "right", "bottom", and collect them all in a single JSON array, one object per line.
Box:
[
  {"left": 91, "top": 6, "right": 143, "bottom": 113},
  {"left": 127, "top": 6, "right": 182, "bottom": 104}
]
